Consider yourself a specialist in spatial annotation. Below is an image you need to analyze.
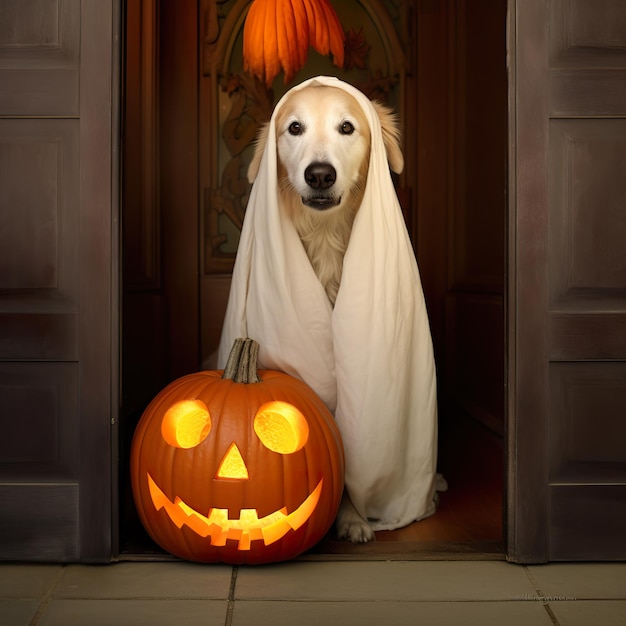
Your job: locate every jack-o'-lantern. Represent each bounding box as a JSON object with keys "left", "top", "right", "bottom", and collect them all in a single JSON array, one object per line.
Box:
[{"left": 130, "top": 338, "right": 344, "bottom": 564}]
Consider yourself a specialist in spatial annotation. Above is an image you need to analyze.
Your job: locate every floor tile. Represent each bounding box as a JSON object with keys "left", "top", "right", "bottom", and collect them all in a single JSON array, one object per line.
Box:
[
  {"left": 550, "top": 600, "right": 626, "bottom": 626},
  {"left": 527, "top": 563, "right": 626, "bottom": 599},
  {"left": 37, "top": 599, "right": 227, "bottom": 626},
  {"left": 0, "top": 599, "right": 40, "bottom": 626},
  {"left": 0, "top": 564, "right": 63, "bottom": 597},
  {"left": 54, "top": 562, "right": 232, "bottom": 599},
  {"left": 235, "top": 561, "right": 536, "bottom": 601},
  {"left": 232, "top": 600, "right": 554, "bottom": 626}
]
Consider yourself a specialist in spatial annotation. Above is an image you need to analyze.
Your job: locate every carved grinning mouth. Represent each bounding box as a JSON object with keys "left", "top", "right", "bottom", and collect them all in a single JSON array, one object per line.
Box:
[{"left": 147, "top": 473, "right": 323, "bottom": 550}]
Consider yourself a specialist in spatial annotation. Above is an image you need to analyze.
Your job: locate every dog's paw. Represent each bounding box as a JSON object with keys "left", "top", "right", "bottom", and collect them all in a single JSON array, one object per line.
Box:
[
  {"left": 336, "top": 518, "right": 375, "bottom": 543},
  {"left": 435, "top": 473, "right": 448, "bottom": 492},
  {"left": 336, "top": 493, "right": 375, "bottom": 543}
]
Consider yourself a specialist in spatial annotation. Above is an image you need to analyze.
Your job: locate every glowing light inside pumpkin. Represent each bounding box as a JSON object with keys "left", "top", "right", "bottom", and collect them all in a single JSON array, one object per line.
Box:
[
  {"left": 216, "top": 443, "right": 249, "bottom": 480},
  {"left": 254, "top": 401, "right": 310, "bottom": 454},
  {"left": 161, "top": 400, "right": 211, "bottom": 449},
  {"left": 147, "top": 473, "right": 323, "bottom": 549}
]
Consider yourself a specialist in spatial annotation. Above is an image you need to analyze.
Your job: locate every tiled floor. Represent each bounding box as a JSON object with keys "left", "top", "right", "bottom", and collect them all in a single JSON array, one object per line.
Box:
[{"left": 1, "top": 560, "right": 625, "bottom": 625}]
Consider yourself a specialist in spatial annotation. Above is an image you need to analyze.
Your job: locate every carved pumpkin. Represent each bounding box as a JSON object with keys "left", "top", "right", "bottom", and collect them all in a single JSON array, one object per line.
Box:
[{"left": 130, "top": 338, "right": 344, "bottom": 564}]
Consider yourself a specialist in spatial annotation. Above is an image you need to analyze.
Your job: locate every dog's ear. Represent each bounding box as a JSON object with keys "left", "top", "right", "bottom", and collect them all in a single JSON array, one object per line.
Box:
[
  {"left": 247, "top": 122, "right": 270, "bottom": 182},
  {"left": 372, "top": 101, "right": 404, "bottom": 174}
]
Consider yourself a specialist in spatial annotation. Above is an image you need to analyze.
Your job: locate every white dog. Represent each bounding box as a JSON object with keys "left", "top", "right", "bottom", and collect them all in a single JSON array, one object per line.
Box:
[
  {"left": 218, "top": 77, "right": 440, "bottom": 543},
  {"left": 248, "top": 84, "right": 404, "bottom": 306}
]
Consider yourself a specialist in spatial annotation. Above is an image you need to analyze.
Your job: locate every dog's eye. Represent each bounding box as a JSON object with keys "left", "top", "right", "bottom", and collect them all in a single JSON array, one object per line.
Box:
[
  {"left": 340, "top": 121, "right": 355, "bottom": 135},
  {"left": 288, "top": 121, "right": 303, "bottom": 136}
]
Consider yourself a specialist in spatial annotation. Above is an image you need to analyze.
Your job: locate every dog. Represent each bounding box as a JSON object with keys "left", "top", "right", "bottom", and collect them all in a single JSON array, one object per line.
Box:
[
  {"left": 247, "top": 84, "right": 404, "bottom": 306},
  {"left": 219, "top": 77, "right": 440, "bottom": 544},
  {"left": 246, "top": 83, "right": 406, "bottom": 542}
]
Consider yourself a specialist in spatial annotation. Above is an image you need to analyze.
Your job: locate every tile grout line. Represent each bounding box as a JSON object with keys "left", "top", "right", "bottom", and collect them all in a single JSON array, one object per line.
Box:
[
  {"left": 522, "top": 565, "right": 561, "bottom": 626},
  {"left": 29, "top": 565, "right": 67, "bottom": 626},
  {"left": 224, "top": 566, "right": 238, "bottom": 626}
]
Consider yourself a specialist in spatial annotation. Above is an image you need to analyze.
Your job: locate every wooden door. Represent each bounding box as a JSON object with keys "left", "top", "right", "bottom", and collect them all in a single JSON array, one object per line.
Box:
[
  {"left": 0, "top": 0, "right": 118, "bottom": 562},
  {"left": 508, "top": 0, "right": 626, "bottom": 562}
]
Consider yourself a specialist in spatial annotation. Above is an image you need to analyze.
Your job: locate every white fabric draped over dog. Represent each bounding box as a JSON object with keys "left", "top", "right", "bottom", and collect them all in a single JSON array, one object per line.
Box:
[{"left": 218, "top": 76, "right": 438, "bottom": 531}]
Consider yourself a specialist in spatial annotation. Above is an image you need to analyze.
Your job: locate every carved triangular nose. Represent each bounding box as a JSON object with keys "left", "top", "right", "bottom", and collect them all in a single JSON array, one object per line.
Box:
[{"left": 215, "top": 443, "right": 249, "bottom": 480}]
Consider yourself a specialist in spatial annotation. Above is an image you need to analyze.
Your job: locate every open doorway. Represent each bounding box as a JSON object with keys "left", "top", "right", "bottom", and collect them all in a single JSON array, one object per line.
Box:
[{"left": 119, "top": 0, "right": 507, "bottom": 559}]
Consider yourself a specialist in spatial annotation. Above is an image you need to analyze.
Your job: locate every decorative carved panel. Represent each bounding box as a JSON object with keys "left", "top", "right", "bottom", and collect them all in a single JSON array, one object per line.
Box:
[{"left": 199, "top": 0, "right": 410, "bottom": 274}]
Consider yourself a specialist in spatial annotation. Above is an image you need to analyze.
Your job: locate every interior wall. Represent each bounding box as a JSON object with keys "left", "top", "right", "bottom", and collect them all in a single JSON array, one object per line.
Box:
[
  {"left": 416, "top": 0, "right": 507, "bottom": 435},
  {"left": 448, "top": 0, "right": 507, "bottom": 434},
  {"left": 122, "top": 0, "right": 200, "bottom": 424}
]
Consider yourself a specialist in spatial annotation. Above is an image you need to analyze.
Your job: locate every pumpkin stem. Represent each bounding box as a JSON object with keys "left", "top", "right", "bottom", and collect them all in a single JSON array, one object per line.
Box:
[{"left": 222, "top": 338, "right": 262, "bottom": 383}]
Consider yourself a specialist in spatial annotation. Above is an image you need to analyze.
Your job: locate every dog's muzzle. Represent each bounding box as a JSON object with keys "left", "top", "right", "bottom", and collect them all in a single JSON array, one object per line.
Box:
[{"left": 302, "top": 162, "right": 340, "bottom": 210}]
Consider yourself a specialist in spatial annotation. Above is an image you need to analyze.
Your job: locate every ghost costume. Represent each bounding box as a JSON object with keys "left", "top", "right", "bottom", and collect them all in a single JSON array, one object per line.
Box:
[{"left": 217, "top": 76, "right": 439, "bottom": 531}]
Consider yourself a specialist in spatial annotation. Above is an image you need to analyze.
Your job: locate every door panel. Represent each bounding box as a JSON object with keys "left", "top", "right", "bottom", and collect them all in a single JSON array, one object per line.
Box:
[
  {"left": 0, "top": 1, "right": 117, "bottom": 562},
  {"left": 509, "top": 0, "right": 626, "bottom": 562},
  {"left": 0, "top": 363, "right": 79, "bottom": 479},
  {"left": 550, "top": 120, "right": 626, "bottom": 307},
  {"left": 550, "top": 363, "right": 626, "bottom": 476},
  {"left": 0, "top": 485, "right": 79, "bottom": 561},
  {"left": 0, "top": 119, "right": 79, "bottom": 293},
  {"left": 0, "top": 0, "right": 79, "bottom": 115},
  {"left": 549, "top": 486, "right": 626, "bottom": 561}
]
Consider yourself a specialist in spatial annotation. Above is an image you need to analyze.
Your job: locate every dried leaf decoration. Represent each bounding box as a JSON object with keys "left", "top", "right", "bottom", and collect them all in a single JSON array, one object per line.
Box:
[{"left": 243, "top": 0, "right": 345, "bottom": 87}]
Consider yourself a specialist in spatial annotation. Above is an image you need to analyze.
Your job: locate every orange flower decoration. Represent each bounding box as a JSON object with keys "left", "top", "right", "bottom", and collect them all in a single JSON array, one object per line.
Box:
[{"left": 243, "top": 0, "right": 345, "bottom": 87}]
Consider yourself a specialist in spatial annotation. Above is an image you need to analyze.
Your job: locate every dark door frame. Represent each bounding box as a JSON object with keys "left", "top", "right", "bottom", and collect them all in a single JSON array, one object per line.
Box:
[{"left": 114, "top": 0, "right": 516, "bottom": 561}]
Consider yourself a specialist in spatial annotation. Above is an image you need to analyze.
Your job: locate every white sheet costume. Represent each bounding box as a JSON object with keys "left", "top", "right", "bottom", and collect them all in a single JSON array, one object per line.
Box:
[{"left": 218, "top": 76, "right": 439, "bottom": 531}]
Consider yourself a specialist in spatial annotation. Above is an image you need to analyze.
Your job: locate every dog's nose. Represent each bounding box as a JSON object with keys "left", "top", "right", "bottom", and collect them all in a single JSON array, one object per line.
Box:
[{"left": 304, "top": 162, "right": 336, "bottom": 190}]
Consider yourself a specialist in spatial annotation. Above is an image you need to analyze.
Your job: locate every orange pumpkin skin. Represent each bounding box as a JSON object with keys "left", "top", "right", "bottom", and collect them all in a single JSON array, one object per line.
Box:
[{"left": 130, "top": 365, "right": 344, "bottom": 565}]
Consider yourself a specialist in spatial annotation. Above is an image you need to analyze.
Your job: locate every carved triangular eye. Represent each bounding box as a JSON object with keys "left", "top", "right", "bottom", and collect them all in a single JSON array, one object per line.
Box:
[
  {"left": 254, "top": 401, "right": 309, "bottom": 454},
  {"left": 161, "top": 400, "right": 212, "bottom": 449}
]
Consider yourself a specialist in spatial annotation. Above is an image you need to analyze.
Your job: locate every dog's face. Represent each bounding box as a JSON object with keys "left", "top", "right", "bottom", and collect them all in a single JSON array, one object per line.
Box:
[
  {"left": 274, "top": 86, "right": 371, "bottom": 213},
  {"left": 247, "top": 84, "right": 404, "bottom": 215}
]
